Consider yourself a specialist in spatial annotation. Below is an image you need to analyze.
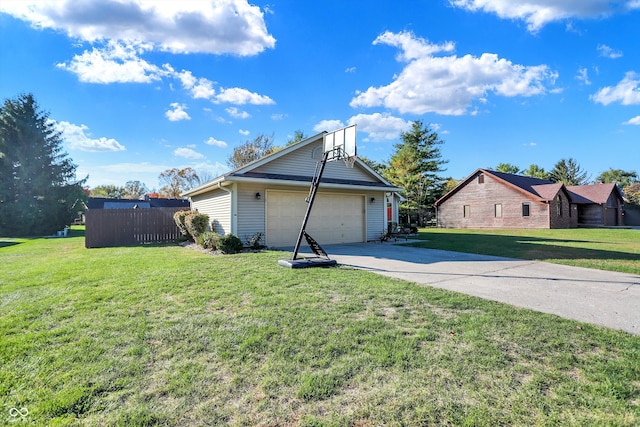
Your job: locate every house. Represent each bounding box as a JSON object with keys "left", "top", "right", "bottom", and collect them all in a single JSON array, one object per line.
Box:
[
  {"left": 434, "top": 169, "right": 624, "bottom": 229},
  {"left": 566, "top": 183, "right": 625, "bottom": 226},
  {"left": 87, "top": 197, "right": 190, "bottom": 209},
  {"left": 182, "top": 132, "right": 401, "bottom": 247}
]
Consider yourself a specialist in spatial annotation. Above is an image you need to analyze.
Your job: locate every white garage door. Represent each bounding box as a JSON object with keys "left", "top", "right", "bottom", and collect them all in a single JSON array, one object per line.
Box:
[{"left": 266, "top": 191, "right": 365, "bottom": 247}]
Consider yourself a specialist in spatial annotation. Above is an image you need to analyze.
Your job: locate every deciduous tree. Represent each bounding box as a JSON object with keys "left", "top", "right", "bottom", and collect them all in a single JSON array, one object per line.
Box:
[
  {"left": 158, "top": 167, "right": 199, "bottom": 198},
  {"left": 0, "top": 93, "right": 86, "bottom": 236},
  {"left": 522, "top": 164, "right": 550, "bottom": 180},
  {"left": 226, "top": 133, "right": 276, "bottom": 169},
  {"left": 595, "top": 168, "right": 638, "bottom": 188},
  {"left": 624, "top": 182, "right": 640, "bottom": 205},
  {"left": 91, "top": 185, "right": 123, "bottom": 198},
  {"left": 494, "top": 163, "right": 521, "bottom": 174},
  {"left": 122, "top": 180, "right": 149, "bottom": 199}
]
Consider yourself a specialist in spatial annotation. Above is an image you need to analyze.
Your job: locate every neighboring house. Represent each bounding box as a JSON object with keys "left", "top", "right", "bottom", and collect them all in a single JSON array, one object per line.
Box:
[
  {"left": 435, "top": 169, "right": 624, "bottom": 228},
  {"left": 182, "top": 132, "right": 401, "bottom": 247},
  {"left": 566, "top": 183, "right": 625, "bottom": 227},
  {"left": 87, "top": 197, "right": 190, "bottom": 210}
]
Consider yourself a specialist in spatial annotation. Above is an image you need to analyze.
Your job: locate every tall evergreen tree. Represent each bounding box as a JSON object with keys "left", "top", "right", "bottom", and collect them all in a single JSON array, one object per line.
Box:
[
  {"left": 549, "top": 158, "right": 590, "bottom": 185},
  {"left": 384, "top": 121, "right": 447, "bottom": 224},
  {"left": 0, "top": 93, "right": 86, "bottom": 236}
]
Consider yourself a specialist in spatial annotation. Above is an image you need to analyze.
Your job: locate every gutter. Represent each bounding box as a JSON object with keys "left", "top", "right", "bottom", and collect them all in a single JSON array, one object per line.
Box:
[{"left": 224, "top": 175, "right": 401, "bottom": 193}]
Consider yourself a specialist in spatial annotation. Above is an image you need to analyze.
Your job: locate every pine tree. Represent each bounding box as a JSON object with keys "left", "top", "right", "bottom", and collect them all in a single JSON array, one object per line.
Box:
[
  {"left": 549, "top": 158, "right": 590, "bottom": 185},
  {"left": 0, "top": 93, "right": 86, "bottom": 236},
  {"left": 384, "top": 121, "right": 447, "bottom": 225}
]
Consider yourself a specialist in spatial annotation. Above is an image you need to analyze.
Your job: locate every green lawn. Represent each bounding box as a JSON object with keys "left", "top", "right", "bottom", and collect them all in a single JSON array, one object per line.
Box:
[
  {"left": 1, "top": 228, "right": 639, "bottom": 425},
  {"left": 408, "top": 227, "right": 640, "bottom": 275}
]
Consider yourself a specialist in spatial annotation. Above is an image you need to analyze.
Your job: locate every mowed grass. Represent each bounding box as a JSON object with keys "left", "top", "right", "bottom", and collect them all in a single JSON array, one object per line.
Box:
[
  {"left": 407, "top": 227, "right": 640, "bottom": 275},
  {"left": 1, "top": 228, "right": 639, "bottom": 426}
]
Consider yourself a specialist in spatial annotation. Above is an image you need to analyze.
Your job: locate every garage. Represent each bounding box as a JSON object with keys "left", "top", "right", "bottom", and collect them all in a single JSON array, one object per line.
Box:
[{"left": 266, "top": 190, "right": 365, "bottom": 247}]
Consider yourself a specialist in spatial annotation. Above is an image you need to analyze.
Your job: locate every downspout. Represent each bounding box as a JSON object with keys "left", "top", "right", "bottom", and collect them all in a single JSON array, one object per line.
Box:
[{"left": 217, "top": 182, "right": 236, "bottom": 235}]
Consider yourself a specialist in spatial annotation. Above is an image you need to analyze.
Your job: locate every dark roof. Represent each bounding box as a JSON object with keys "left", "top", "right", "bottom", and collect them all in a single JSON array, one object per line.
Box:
[
  {"left": 436, "top": 169, "right": 560, "bottom": 206},
  {"left": 88, "top": 197, "right": 190, "bottom": 209},
  {"left": 436, "top": 168, "right": 624, "bottom": 207},
  {"left": 236, "top": 172, "right": 397, "bottom": 189}
]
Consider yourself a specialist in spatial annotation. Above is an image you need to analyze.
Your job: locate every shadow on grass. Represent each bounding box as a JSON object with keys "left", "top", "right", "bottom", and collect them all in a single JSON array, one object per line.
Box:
[
  {"left": 407, "top": 232, "right": 640, "bottom": 264},
  {"left": 0, "top": 241, "right": 22, "bottom": 249}
]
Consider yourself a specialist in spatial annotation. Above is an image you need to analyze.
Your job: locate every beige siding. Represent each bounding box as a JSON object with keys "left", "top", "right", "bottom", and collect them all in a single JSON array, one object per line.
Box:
[
  {"left": 191, "top": 189, "right": 232, "bottom": 234},
  {"left": 236, "top": 183, "right": 267, "bottom": 242},
  {"left": 366, "top": 191, "right": 387, "bottom": 241},
  {"left": 253, "top": 140, "right": 373, "bottom": 182}
]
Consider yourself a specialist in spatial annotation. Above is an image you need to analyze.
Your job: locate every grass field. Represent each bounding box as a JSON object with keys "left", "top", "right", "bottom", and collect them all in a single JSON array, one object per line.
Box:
[
  {"left": 407, "top": 227, "right": 640, "bottom": 275},
  {"left": 1, "top": 227, "right": 639, "bottom": 425}
]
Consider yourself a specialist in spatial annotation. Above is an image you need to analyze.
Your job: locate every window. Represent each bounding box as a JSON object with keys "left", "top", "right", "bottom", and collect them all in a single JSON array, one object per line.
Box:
[
  {"left": 522, "top": 203, "right": 530, "bottom": 217},
  {"left": 478, "top": 174, "right": 484, "bottom": 184},
  {"left": 463, "top": 205, "right": 471, "bottom": 218},
  {"left": 495, "top": 203, "right": 502, "bottom": 218},
  {"left": 556, "top": 195, "right": 563, "bottom": 216}
]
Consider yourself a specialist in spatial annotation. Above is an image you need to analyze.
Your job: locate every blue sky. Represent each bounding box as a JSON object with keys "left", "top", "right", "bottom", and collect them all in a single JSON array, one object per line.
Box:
[{"left": 1, "top": 0, "right": 639, "bottom": 190}]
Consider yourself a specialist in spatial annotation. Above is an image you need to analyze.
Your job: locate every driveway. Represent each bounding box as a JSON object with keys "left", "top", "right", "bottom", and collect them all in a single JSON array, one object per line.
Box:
[{"left": 296, "top": 241, "right": 640, "bottom": 335}]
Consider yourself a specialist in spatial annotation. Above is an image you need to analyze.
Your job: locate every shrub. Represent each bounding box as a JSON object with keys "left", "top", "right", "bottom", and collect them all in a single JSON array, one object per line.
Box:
[
  {"left": 217, "top": 234, "right": 243, "bottom": 254},
  {"left": 244, "top": 232, "right": 264, "bottom": 249},
  {"left": 197, "top": 231, "right": 220, "bottom": 250},
  {"left": 173, "top": 210, "right": 192, "bottom": 238},
  {"left": 184, "top": 211, "right": 209, "bottom": 240}
]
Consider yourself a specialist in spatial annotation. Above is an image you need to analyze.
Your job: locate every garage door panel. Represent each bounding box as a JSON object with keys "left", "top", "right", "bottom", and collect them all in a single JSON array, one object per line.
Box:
[{"left": 267, "top": 191, "right": 364, "bottom": 247}]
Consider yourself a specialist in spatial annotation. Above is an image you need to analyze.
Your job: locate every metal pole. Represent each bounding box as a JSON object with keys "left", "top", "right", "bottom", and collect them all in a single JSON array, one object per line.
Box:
[{"left": 292, "top": 151, "right": 329, "bottom": 260}]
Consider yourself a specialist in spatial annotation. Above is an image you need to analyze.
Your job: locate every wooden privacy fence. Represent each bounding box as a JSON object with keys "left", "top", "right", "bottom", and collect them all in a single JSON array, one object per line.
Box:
[{"left": 85, "top": 207, "right": 186, "bottom": 248}]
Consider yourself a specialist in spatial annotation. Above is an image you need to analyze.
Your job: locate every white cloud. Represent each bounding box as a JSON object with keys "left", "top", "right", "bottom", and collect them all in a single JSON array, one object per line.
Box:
[
  {"left": 347, "top": 113, "right": 412, "bottom": 141},
  {"left": 175, "top": 70, "right": 216, "bottom": 99},
  {"left": 205, "top": 137, "right": 228, "bottom": 148},
  {"left": 350, "top": 31, "right": 556, "bottom": 116},
  {"left": 623, "top": 116, "right": 640, "bottom": 125},
  {"left": 239, "top": 129, "right": 250, "bottom": 136},
  {"left": 576, "top": 68, "right": 591, "bottom": 85},
  {"left": 449, "top": 0, "right": 618, "bottom": 32},
  {"left": 313, "top": 120, "right": 345, "bottom": 133},
  {"left": 215, "top": 87, "right": 275, "bottom": 105},
  {"left": 165, "top": 103, "right": 191, "bottom": 121},
  {"left": 628, "top": 0, "right": 640, "bottom": 9},
  {"left": 597, "top": 44, "right": 623, "bottom": 59},
  {"left": 174, "top": 147, "right": 204, "bottom": 159},
  {"left": 56, "top": 40, "right": 166, "bottom": 83},
  {"left": 55, "top": 120, "right": 125, "bottom": 151},
  {"left": 0, "top": 0, "right": 275, "bottom": 56},
  {"left": 226, "top": 107, "right": 251, "bottom": 119},
  {"left": 591, "top": 72, "right": 640, "bottom": 106}
]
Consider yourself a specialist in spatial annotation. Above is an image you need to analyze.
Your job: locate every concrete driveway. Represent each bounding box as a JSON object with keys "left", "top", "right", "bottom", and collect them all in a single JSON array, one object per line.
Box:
[{"left": 296, "top": 241, "right": 640, "bottom": 335}]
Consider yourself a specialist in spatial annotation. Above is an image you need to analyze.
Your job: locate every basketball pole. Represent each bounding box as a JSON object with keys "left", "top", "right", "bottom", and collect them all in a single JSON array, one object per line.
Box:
[{"left": 291, "top": 150, "right": 330, "bottom": 260}]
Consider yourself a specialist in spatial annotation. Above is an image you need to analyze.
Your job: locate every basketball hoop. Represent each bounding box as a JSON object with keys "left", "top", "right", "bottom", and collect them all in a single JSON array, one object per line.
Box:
[{"left": 343, "top": 155, "right": 356, "bottom": 168}]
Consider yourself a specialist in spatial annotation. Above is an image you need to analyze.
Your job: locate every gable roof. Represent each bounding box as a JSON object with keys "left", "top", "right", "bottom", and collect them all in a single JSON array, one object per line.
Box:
[
  {"left": 183, "top": 131, "right": 400, "bottom": 197},
  {"left": 566, "top": 183, "right": 623, "bottom": 204},
  {"left": 435, "top": 168, "right": 564, "bottom": 206}
]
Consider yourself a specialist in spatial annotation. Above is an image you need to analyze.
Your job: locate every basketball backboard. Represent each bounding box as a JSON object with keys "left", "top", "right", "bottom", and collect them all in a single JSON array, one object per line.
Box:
[{"left": 323, "top": 124, "right": 356, "bottom": 161}]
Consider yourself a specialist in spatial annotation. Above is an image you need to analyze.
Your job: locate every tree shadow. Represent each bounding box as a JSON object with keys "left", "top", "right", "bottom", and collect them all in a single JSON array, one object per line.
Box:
[{"left": 0, "top": 241, "right": 22, "bottom": 249}]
